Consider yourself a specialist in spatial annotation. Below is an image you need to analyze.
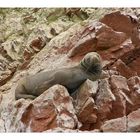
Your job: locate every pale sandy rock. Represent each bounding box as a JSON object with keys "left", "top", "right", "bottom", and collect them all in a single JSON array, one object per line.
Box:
[
  {"left": 1, "top": 36, "right": 25, "bottom": 61},
  {"left": 0, "top": 119, "right": 5, "bottom": 132},
  {"left": 0, "top": 99, "right": 30, "bottom": 132}
]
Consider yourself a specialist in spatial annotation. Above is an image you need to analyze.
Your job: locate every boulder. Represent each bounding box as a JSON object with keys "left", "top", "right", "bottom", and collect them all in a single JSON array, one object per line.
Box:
[
  {"left": 21, "top": 85, "right": 79, "bottom": 132},
  {"left": 68, "top": 22, "right": 97, "bottom": 57},
  {"left": 101, "top": 116, "right": 127, "bottom": 132},
  {"left": 72, "top": 79, "right": 98, "bottom": 130},
  {"left": 74, "top": 79, "right": 99, "bottom": 112},
  {"left": 100, "top": 11, "right": 138, "bottom": 36},
  {"left": 95, "top": 79, "right": 115, "bottom": 126},
  {"left": 99, "top": 38, "right": 135, "bottom": 69},
  {"left": 127, "top": 76, "right": 140, "bottom": 114},
  {"left": 77, "top": 97, "right": 97, "bottom": 128},
  {"left": 127, "top": 109, "right": 140, "bottom": 132},
  {"left": 110, "top": 75, "right": 131, "bottom": 119},
  {"left": 110, "top": 75, "right": 130, "bottom": 92},
  {"left": 96, "top": 24, "right": 127, "bottom": 50},
  {"left": 110, "top": 59, "right": 137, "bottom": 79},
  {"left": 68, "top": 22, "right": 127, "bottom": 58}
]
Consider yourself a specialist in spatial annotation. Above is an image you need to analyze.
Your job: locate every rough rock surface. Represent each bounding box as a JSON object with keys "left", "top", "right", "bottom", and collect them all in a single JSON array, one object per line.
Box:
[
  {"left": 0, "top": 8, "right": 140, "bottom": 132},
  {"left": 101, "top": 116, "right": 127, "bottom": 132},
  {"left": 127, "top": 109, "right": 140, "bottom": 132},
  {"left": 21, "top": 85, "right": 79, "bottom": 132}
]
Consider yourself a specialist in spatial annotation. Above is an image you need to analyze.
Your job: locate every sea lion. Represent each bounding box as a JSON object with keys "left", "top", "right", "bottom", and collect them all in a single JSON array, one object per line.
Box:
[{"left": 15, "top": 52, "right": 102, "bottom": 100}]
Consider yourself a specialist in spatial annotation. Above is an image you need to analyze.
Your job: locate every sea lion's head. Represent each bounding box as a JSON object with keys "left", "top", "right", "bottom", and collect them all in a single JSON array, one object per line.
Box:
[{"left": 80, "top": 52, "right": 102, "bottom": 76}]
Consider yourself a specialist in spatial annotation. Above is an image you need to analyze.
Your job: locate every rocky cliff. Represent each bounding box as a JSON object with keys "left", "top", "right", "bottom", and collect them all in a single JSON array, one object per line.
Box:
[{"left": 0, "top": 8, "right": 140, "bottom": 132}]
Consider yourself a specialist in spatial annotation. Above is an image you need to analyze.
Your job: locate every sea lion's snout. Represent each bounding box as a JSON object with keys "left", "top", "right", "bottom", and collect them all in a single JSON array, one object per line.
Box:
[
  {"left": 89, "top": 54, "right": 101, "bottom": 65},
  {"left": 81, "top": 52, "right": 101, "bottom": 68}
]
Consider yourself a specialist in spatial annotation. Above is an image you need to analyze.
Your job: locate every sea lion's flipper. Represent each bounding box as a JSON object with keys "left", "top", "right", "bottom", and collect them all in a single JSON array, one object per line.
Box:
[
  {"left": 15, "top": 80, "right": 37, "bottom": 100},
  {"left": 15, "top": 93, "right": 36, "bottom": 100}
]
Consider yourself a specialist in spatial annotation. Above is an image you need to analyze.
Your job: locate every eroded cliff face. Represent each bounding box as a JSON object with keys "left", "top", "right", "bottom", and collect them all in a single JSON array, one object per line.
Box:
[{"left": 0, "top": 8, "right": 140, "bottom": 132}]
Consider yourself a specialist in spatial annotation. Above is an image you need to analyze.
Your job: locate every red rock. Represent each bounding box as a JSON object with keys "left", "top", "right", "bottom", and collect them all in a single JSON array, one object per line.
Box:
[
  {"left": 131, "top": 27, "right": 140, "bottom": 46},
  {"left": 74, "top": 79, "right": 99, "bottom": 112},
  {"left": 77, "top": 97, "right": 97, "bottom": 124},
  {"left": 127, "top": 109, "right": 140, "bottom": 132},
  {"left": 73, "top": 80, "right": 98, "bottom": 130},
  {"left": 0, "top": 70, "right": 15, "bottom": 86},
  {"left": 68, "top": 22, "right": 127, "bottom": 58},
  {"left": 111, "top": 59, "right": 137, "bottom": 79},
  {"left": 68, "top": 23, "right": 97, "bottom": 58},
  {"left": 127, "top": 76, "right": 140, "bottom": 114},
  {"left": 96, "top": 25, "right": 127, "bottom": 50},
  {"left": 29, "top": 37, "right": 46, "bottom": 52},
  {"left": 100, "top": 11, "right": 138, "bottom": 36},
  {"left": 128, "top": 57, "right": 140, "bottom": 75},
  {"left": 23, "top": 37, "right": 46, "bottom": 61},
  {"left": 21, "top": 85, "right": 78, "bottom": 132},
  {"left": 95, "top": 79, "right": 115, "bottom": 123},
  {"left": 109, "top": 89, "right": 126, "bottom": 119},
  {"left": 101, "top": 116, "right": 127, "bottom": 132},
  {"left": 99, "top": 12, "right": 140, "bottom": 70},
  {"left": 79, "top": 123, "right": 91, "bottom": 131},
  {"left": 96, "top": 79, "right": 116, "bottom": 103},
  {"left": 110, "top": 75, "right": 131, "bottom": 118},
  {"left": 98, "top": 38, "right": 135, "bottom": 70},
  {"left": 18, "top": 60, "right": 31, "bottom": 70},
  {"left": 120, "top": 46, "right": 140, "bottom": 66},
  {"left": 23, "top": 48, "right": 34, "bottom": 61},
  {"left": 110, "top": 75, "right": 130, "bottom": 92}
]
